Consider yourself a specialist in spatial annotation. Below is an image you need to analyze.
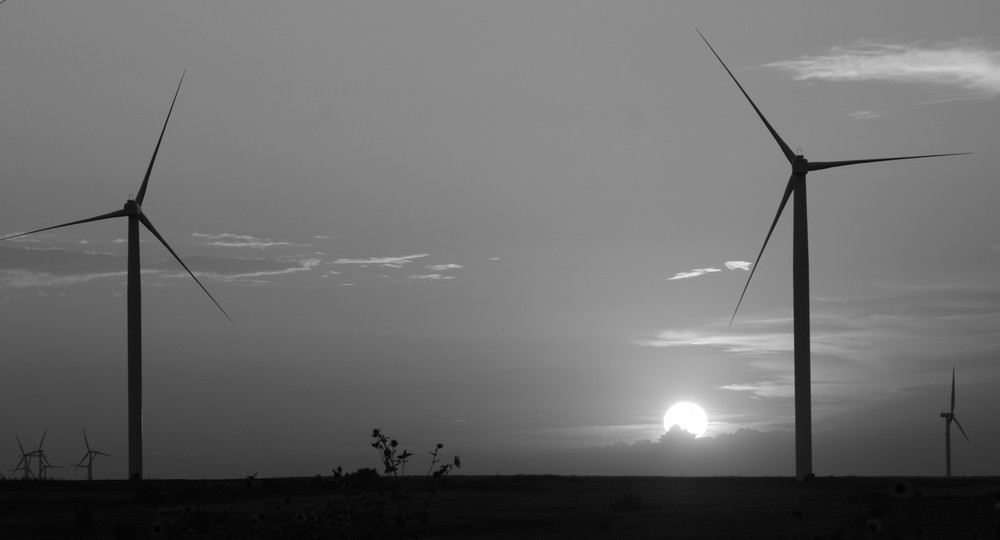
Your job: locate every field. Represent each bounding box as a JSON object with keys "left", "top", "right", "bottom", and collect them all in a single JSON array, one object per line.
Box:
[{"left": 1, "top": 475, "right": 998, "bottom": 539}]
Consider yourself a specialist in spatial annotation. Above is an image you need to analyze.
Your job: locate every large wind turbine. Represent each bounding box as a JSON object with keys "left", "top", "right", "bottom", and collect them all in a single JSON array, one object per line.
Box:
[
  {"left": 698, "top": 31, "right": 969, "bottom": 481},
  {"left": 940, "top": 368, "right": 969, "bottom": 477},
  {"left": 0, "top": 73, "right": 232, "bottom": 480}
]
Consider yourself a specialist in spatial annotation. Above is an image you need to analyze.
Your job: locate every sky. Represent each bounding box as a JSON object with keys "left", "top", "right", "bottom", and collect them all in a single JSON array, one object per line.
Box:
[{"left": 1, "top": 1, "right": 998, "bottom": 479}]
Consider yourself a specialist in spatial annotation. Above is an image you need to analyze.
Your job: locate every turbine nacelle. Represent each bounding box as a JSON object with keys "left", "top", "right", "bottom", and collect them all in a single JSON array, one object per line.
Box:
[
  {"left": 792, "top": 155, "right": 809, "bottom": 175},
  {"left": 123, "top": 200, "right": 141, "bottom": 215}
]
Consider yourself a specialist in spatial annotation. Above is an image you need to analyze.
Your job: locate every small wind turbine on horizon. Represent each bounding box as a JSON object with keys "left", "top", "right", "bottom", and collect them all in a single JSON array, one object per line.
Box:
[
  {"left": 697, "top": 30, "right": 970, "bottom": 482},
  {"left": 15, "top": 428, "right": 57, "bottom": 480},
  {"left": 0, "top": 72, "right": 233, "bottom": 481},
  {"left": 940, "top": 368, "right": 969, "bottom": 478},
  {"left": 13, "top": 434, "right": 36, "bottom": 480},
  {"left": 74, "top": 429, "right": 110, "bottom": 481}
]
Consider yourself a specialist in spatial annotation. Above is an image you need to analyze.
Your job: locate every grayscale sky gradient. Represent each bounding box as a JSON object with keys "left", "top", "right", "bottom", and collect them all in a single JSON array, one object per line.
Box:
[{"left": 1, "top": 1, "right": 998, "bottom": 478}]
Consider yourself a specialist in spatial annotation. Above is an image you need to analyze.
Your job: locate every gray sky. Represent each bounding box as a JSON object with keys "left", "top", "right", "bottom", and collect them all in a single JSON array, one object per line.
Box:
[{"left": 1, "top": 1, "right": 998, "bottom": 478}]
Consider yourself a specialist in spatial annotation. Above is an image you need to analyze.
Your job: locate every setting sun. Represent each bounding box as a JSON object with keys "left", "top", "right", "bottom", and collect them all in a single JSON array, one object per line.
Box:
[{"left": 664, "top": 402, "right": 709, "bottom": 437}]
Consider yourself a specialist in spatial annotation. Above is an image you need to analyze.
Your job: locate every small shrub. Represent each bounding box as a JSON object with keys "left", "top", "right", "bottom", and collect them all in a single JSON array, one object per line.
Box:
[{"left": 330, "top": 428, "right": 462, "bottom": 538}]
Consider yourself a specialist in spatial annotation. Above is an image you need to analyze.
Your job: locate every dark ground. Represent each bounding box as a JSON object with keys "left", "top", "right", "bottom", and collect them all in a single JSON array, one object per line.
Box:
[{"left": 1, "top": 475, "right": 998, "bottom": 539}]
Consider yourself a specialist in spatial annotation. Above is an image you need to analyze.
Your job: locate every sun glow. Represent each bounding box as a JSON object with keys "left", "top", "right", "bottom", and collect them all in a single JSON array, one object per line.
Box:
[{"left": 664, "top": 402, "right": 709, "bottom": 437}]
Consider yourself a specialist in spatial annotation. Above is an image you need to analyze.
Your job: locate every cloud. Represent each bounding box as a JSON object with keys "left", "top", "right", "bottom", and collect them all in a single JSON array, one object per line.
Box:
[
  {"left": 765, "top": 40, "right": 1000, "bottom": 97},
  {"left": 407, "top": 274, "right": 455, "bottom": 281},
  {"left": 192, "top": 233, "right": 305, "bottom": 249},
  {"left": 847, "top": 110, "right": 881, "bottom": 120},
  {"left": 0, "top": 245, "right": 321, "bottom": 288},
  {"left": 313, "top": 235, "right": 335, "bottom": 240},
  {"left": 670, "top": 261, "right": 752, "bottom": 280},
  {"left": 637, "top": 282, "right": 1000, "bottom": 410},
  {"left": 0, "top": 269, "right": 129, "bottom": 288},
  {"left": 668, "top": 268, "right": 721, "bottom": 280},
  {"left": 173, "top": 258, "right": 321, "bottom": 284},
  {"left": 634, "top": 327, "right": 792, "bottom": 355},
  {"left": 426, "top": 264, "right": 462, "bottom": 271},
  {"left": 332, "top": 254, "right": 429, "bottom": 268}
]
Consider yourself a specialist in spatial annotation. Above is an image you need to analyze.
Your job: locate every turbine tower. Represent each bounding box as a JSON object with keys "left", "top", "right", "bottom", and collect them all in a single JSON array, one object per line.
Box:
[
  {"left": 74, "top": 429, "right": 110, "bottom": 481},
  {"left": 0, "top": 73, "right": 232, "bottom": 480},
  {"left": 698, "top": 30, "right": 969, "bottom": 481},
  {"left": 940, "top": 368, "right": 969, "bottom": 477}
]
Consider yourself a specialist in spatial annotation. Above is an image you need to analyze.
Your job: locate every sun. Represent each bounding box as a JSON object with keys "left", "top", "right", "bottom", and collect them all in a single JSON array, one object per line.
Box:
[{"left": 664, "top": 402, "right": 709, "bottom": 437}]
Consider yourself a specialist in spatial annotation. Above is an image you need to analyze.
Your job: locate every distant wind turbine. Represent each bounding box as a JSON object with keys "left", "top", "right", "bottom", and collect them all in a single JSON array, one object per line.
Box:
[
  {"left": 940, "top": 368, "right": 969, "bottom": 478},
  {"left": 13, "top": 434, "right": 36, "bottom": 480},
  {"left": 74, "top": 429, "right": 110, "bottom": 481},
  {"left": 0, "top": 73, "right": 232, "bottom": 480},
  {"left": 697, "top": 30, "right": 969, "bottom": 482},
  {"left": 18, "top": 428, "right": 57, "bottom": 480}
]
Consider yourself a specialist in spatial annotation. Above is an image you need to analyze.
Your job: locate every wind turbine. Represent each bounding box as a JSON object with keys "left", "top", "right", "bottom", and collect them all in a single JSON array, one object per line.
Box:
[
  {"left": 74, "top": 429, "right": 110, "bottom": 481},
  {"left": 940, "top": 368, "right": 969, "bottom": 477},
  {"left": 0, "top": 73, "right": 232, "bottom": 480},
  {"left": 13, "top": 434, "right": 36, "bottom": 480},
  {"left": 698, "top": 30, "right": 969, "bottom": 481},
  {"left": 32, "top": 428, "right": 56, "bottom": 480}
]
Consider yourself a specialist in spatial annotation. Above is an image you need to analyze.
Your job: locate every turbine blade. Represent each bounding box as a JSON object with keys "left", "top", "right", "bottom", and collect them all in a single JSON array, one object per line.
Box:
[
  {"left": 83, "top": 428, "right": 91, "bottom": 452},
  {"left": 95, "top": 451, "right": 111, "bottom": 457},
  {"left": 135, "top": 71, "right": 186, "bottom": 205},
  {"left": 731, "top": 174, "right": 795, "bottom": 325},
  {"left": 807, "top": 153, "right": 970, "bottom": 172},
  {"left": 697, "top": 29, "right": 796, "bottom": 164},
  {"left": 0, "top": 209, "right": 130, "bottom": 242},
  {"left": 952, "top": 416, "right": 970, "bottom": 442},
  {"left": 15, "top": 435, "right": 25, "bottom": 454},
  {"left": 950, "top": 367, "right": 956, "bottom": 413},
  {"left": 138, "top": 213, "right": 234, "bottom": 324},
  {"left": 38, "top": 427, "right": 47, "bottom": 450}
]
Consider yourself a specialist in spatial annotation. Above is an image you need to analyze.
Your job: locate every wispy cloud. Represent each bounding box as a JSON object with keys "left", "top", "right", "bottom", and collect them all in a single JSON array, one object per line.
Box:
[
  {"left": 634, "top": 327, "right": 792, "bottom": 355},
  {"left": 426, "top": 264, "right": 462, "bottom": 271},
  {"left": 637, "top": 282, "right": 1000, "bottom": 407},
  {"left": 332, "top": 254, "right": 429, "bottom": 268},
  {"left": 407, "top": 274, "right": 455, "bottom": 281},
  {"left": 766, "top": 40, "right": 1000, "bottom": 97},
  {"left": 172, "top": 258, "right": 321, "bottom": 285},
  {"left": 0, "top": 269, "right": 128, "bottom": 288},
  {"left": 668, "top": 268, "right": 721, "bottom": 280},
  {"left": 847, "top": 110, "right": 881, "bottom": 120},
  {"left": 670, "top": 261, "right": 751, "bottom": 280},
  {"left": 193, "top": 233, "right": 305, "bottom": 249}
]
